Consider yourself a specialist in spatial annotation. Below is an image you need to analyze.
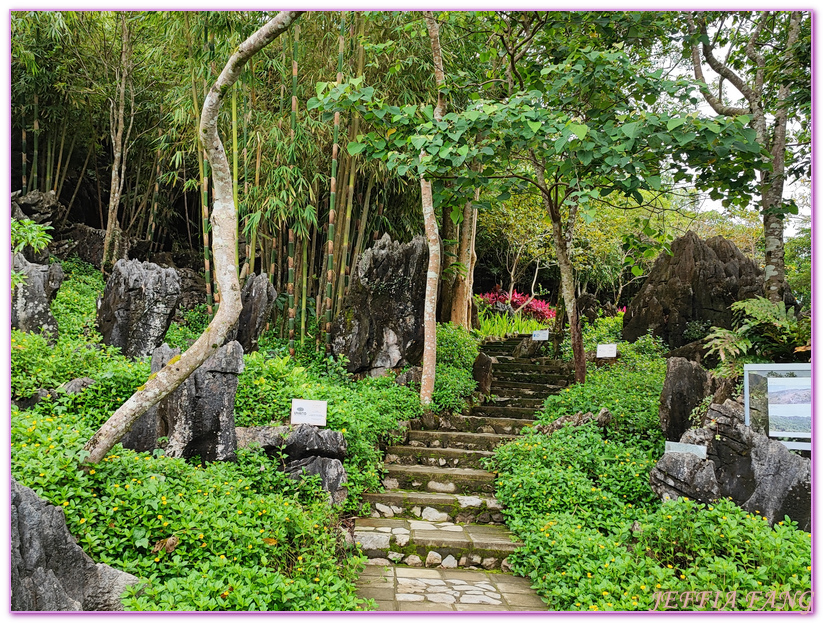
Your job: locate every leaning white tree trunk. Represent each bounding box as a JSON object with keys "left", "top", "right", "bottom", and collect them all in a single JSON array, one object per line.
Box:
[
  {"left": 83, "top": 11, "right": 303, "bottom": 465},
  {"left": 419, "top": 11, "right": 446, "bottom": 406}
]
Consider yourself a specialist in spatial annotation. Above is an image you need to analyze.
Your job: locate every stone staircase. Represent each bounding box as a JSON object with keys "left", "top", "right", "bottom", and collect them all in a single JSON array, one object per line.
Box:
[{"left": 355, "top": 335, "right": 574, "bottom": 584}]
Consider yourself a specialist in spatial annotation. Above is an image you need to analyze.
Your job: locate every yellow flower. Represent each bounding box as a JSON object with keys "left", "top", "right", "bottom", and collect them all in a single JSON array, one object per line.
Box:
[
  {"left": 80, "top": 518, "right": 87, "bottom": 524},
  {"left": 154, "top": 557, "right": 160, "bottom": 562},
  {"left": 89, "top": 470, "right": 96, "bottom": 475}
]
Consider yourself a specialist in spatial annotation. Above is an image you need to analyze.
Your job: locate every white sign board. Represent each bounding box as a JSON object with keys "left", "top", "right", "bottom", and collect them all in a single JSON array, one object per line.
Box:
[
  {"left": 744, "top": 363, "right": 811, "bottom": 452},
  {"left": 532, "top": 329, "right": 550, "bottom": 341},
  {"left": 290, "top": 399, "right": 327, "bottom": 426},
  {"left": 665, "top": 441, "right": 707, "bottom": 460},
  {"left": 596, "top": 343, "right": 617, "bottom": 358}
]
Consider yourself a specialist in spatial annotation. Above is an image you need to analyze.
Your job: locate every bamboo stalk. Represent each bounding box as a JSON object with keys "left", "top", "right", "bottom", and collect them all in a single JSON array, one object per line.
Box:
[
  {"left": 31, "top": 94, "right": 39, "bottom": 192},
  {"left": 52, "top": 123, "right": 67, "bottom": 193},
  {"left": 21, "top": 116, "right": 27, "bottom": 192},
  {"left": 56, "top": 132, "right": 76, "bottom": 199}
]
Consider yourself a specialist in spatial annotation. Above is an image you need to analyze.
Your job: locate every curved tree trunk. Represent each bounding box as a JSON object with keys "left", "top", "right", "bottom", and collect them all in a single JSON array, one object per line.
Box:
[
  {"left": 420, "top": 11, "right": 446, "bottom": 406},
  {"left": 82, "top": 10, "right": 303, "bottom": 465}
]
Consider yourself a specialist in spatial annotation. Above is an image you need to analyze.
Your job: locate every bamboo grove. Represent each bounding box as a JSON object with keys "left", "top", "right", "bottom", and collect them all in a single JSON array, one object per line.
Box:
[
  {"left": 11, "top": 11, "right": 811, "bottom": 368},
  {"left": 11, "top": 10, "right": 464, "bottom": 354}
]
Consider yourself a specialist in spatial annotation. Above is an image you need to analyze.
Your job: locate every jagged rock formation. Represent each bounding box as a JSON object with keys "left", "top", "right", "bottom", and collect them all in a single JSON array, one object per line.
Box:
[
  {"left": 331, "top": 234, "right": 428, "bottom": 376},
  {"left": 236, "top": 423, "right": 348, "bottom": 505},
  {"left": 12, "top": 253, "right": 64, "bottom": 342},
  {"left": 533, "top": 408, "right": 612, "bottom": 436},
  {"left": 623, "top": 232, "right": 768, "bottom": 348},
  {"left": 121, "top": 342, "right": 244, "bottom": 462},
  {"left": 11, "top": 478, "right": 139, "bottom": 611},
  {"left": 96, "top": 259, "right": 180, "bottom": 359},
  {"left": 658, "top": 357, "right": 734, "bottom": 442},
  {"left": 226, "top": 272, "right": 277, "bottom": 353},
  {"left": 650, "top": 399, "right": 811, "bottom": 531}
]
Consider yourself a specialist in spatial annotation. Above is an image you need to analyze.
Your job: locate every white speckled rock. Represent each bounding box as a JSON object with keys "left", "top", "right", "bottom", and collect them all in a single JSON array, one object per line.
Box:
[{"left": 425, "top": 551, "right": 442, "bottom": 567}]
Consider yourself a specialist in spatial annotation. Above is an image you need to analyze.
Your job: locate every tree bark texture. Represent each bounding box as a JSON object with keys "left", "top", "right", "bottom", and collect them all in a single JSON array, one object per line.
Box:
[
  {"left": 686, "top": 10, "right": 804, "bottom": 302},
  {"left": 83, "top": 10, "right": 303, "bottom": 465},
  {"left": 532, "top": 157, "right": 586, "bottom": 384},
  {"left": 420, "top": 10, "right": 446, "bottom": 406}
]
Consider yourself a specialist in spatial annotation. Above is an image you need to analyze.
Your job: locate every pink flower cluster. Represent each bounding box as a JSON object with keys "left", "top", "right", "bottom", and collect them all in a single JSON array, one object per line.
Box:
[{"left": 479, "top": 286, "right": 557, "bottom": 322}]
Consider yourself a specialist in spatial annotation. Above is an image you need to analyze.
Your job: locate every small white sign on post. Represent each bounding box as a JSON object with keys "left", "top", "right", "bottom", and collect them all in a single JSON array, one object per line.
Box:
[
  {"left": 596, "top": 343, "right": 617, "bottom": 358},
  {"left": 290, "top": 399, "right": 327, "bottom": 426},
  {"left": 532, "top": 329, "right": 550, "bottom": 341}
]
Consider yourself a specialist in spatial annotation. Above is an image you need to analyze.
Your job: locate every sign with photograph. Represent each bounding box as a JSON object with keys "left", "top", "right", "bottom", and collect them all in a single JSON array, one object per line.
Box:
[
  {"left": 532, "top": 329, "right": 549, "bottom": 341},
  {"left": 744, "top": 364, "right": 811, "bottom": 452},
  {"left": 290, "top": 399, "right": 327, "bottom": 426},
  {"left": 596, "top": 343, "right": 617, "bottom": 358},
  {"left": 665, "top": 441, "right": 707, "bottom": 460}
]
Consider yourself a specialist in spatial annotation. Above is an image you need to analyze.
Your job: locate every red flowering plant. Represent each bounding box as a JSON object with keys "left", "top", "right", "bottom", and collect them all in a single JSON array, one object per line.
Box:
[{"left": 478, "top": 286, "right": 556, "bottom": 323}]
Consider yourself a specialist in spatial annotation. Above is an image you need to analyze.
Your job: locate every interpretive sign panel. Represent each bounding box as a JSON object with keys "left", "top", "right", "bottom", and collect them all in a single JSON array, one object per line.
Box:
[
  {"left": 744, "top": 363, "right": 811, "bottom": 452},
  {"left": 665, "top": 441, "right": 707, "bottom": 460},
  {"left": 291, "top": 399, "right": 327, "bottom": 426},
  {"left": 596, "top": 343, "right": 617, "bottom": 358},
  {"left": 532, "top": 329, "right": 549, "bottom": 341}
]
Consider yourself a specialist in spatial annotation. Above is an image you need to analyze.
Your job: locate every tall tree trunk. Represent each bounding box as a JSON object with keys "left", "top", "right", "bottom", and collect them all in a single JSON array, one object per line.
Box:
[
  {"left": 146, "top": 128, "right": 162, "bottom": 244},
  {"left": 102, "top": 13, "right": 133, "bottom": 273},
  {"left": 439, "top": 201, "right": 458, "bottom": 322},
  {"left": 420, "top": 11, "right": 446, "bottom": 406},
  {"left": 532, "top": 157, "right": 585, "bottom": 383},
  {"left": 372, "top": 197, "right": 383, "bottom": 242},
  {"left": 83, "top": 11, "right": 303, "bottom": 465},
  {"left": 450, "top": 187, "right": 479, "bottom": 328},
  {"left": 44, "top": 131, "right": 53, "bottom": 194}
]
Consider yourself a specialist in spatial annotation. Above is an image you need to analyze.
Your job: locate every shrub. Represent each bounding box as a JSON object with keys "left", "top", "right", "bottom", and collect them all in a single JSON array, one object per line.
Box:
[
  {"left": 478, "top": 286, "right": 556, "bottom": 323},
  {"left": 11, "top": 399, "right": 371, "bottom": 611},
  {"left": 431, "top": 364, "right": 476, "bottom": 414},
  {"left": 476, "top": 306, "right": 549, "bottom": 339},
  {"left": 436, "top": 322, "right": 479, "bottom": 370},
  {"left": 705, "top": 297, "right": 811, "bottom": 378}
]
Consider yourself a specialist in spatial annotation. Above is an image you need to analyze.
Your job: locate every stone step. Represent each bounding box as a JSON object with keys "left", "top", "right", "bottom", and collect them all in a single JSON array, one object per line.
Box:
[
  {"left": 407, "top": 430, "right": 516, "bottom": 451},
  {"left": 363, "top": 490, "right": 505, "bottom": 524},
  {"left": 353, "top": 517, "right": 521, "bottom": 570},
  {"left": 488, "top": 386, "right": 554, "bottom": 398},
  {"left": 493, "top": 362, "right": 573, "bottom": 373},
  {"left": 470, "top": 405, "right": 541, "bottom": 419},
  {"left": 487, "top": 397, "right": 546, "bottom": 410},
  {"left": 434, "top": 413, "right": 535, "bottom": 435},
  {"left": 491, "top": 380, "right": 561, "bottom": 392},
  {"left": 383, "top": 464, "right": 496, "bottom": 495},
  {"left": 386, "top": 446, "right": 495, "bottom": 470},
  {"left": 492, "top": 372, "right": 571, "bottom": 386}
]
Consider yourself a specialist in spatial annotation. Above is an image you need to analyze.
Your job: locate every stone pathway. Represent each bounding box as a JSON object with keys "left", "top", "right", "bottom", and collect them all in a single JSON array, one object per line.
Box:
[
  {"left": 355, "top": 335, "right": 574, "bottom": 611},
  {"left": 357, "top": 565, "right": 547, "bottom": 611}
]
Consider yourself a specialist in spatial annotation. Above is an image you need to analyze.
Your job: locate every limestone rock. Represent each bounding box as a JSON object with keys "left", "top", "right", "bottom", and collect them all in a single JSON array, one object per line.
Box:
[
  {"left": 425, "top": 551, "right": 442, "bottom": 567},
  {"left": 174, "top": 268, "right": 207, "bottom": 312},
  {"left": 440, "top": 555, "right": 458, "bottom": 569},
  {"left": 472, "top": 352, "right": 493, "bottom": 395},
  {"left": 659, "top": 357, "right": 739, "bottom": 442},
  {"left": 404, "top": 555, "right": 423, "bottom": 567},
  {"left": 226, "top": 273, "right": 277, "bottom": 353},
  {"left": 286, "top": 456, "right": 348, "bottom": 506},
  {"left": 121, "top": 342, "right": 243, "bottom": 462},
  {"left": 512, "top": 337, "right": 546, "bottom": 359},
  {"left": 659, "top": 357, "right": 714, "bottom": 442},
  {"left": 623, "top": 232, "right": 792, "bottom": 348},
  {"left": 12, "top": 253, "right": 64, "bottom": 341},
  {"left": 235, "top": 423, "right": 346, "bottom": 462},
  {"left": 97, "top": 259, "right": 180, "bottom": 359},
  {"left": 331, "top": 234, "right": 428, "bottom": 375},
  {"left": 394, "top": 366, "right": 422, "bottom": 387},
  {"left": 421, "top": 507, "right": 449, "bottom": 522},
  {"left": 11, "top": 478, "right": 138, "bottom": 611},
  {"left": 650, "top": 400, "right": 810, "bottom": 530}
]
